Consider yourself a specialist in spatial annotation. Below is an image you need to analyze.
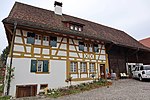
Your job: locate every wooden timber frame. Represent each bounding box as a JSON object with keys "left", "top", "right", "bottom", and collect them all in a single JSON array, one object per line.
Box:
[
  {"left": 5, "top": 23, "right": 110, "bottom": 81},
  {"left": 106, "top": 44, "right": 150, "bottom": 77}
]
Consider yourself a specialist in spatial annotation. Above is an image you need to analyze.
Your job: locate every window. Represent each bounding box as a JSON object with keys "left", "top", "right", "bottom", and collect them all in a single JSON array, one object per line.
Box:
[
  {"left": 80, "top": 62, "right": 87, "bottom": 73},
  {"left": 43, "top": 36, "right": 49, "bottom": 46},
  {"left": 35, "top": 34, "right": 41, "bottom": 40},
  {"left": 37, "top": 61, "right": 43, "bottom": 72},
  {"left": 40, "top": 84, "right": 48, "bottom": 90},
  {"left": 50, "top": 36, "right": 57, "bottom": 47},
  {"left": 43, "top": 36, "right": 49, "bottom": 41},
  {"left": 84, "top": 43, "right": 88, "bottom": 52},
  {"left": 70, "top": 25, "right": 74, "bottom": 30},
  {"left": 89, "top": 63, "right": 95, "bottom": 73},
  {"left": 74, "top": 26, "right": 78, "bottom": 31},
  {"left": 31, "top": 60, "right": 49, "bottom": 73},
  {"left": 94, "top": 44, "right": 99, "bottom": 52},
  {"left": 89, "top": 44, "right": 93, "bottom": 52},
  {"left": 79, "top": 42, "right": 84, "bottom": 51},
  {"left": 78, "top": 27, "right": 82, "bottom": 31},
  {"left": 140, "top": 66, "right": 143, "bottom": 70},
  {"left": 27, "top": 32, "right": 35, "bottom": 44},
  {"left": 70, "top": 62, "right": 77, "bottom": 73}
]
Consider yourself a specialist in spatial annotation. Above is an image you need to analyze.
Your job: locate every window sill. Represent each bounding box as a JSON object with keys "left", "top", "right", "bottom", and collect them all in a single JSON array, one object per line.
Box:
[
  {"left": 69, "top": 72, "right": 78, "bottom": 74},
  {"left": 80, "top": 72, "right": 88, "bottom": 74},
  {"left": 35, "top": 72, "right": 50, "bottom": 74}
]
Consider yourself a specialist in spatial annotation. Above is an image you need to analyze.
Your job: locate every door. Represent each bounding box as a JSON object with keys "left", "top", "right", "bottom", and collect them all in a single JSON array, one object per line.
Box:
[
  {"left": 99, "top": 64, "right": 105, "bottom": 78},
  {"left": 16, "top": 85, "right": 37, "bottom": 98}
]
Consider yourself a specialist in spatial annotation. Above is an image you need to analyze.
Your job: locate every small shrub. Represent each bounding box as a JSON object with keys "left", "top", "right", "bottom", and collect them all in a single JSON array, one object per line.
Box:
[
  {"left": 47, "top": 80, "right": 112, "bottom": 98},
  {"left": 0, "top": 96, "right": 11, "bottom": 100}
]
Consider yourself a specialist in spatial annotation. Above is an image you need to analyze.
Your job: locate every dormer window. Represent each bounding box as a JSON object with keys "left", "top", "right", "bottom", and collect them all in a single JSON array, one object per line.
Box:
[
  {"left": 70, "top": 25, "right": 74, "bottom": 30},
  {"left": 78, "top": 27, "right": 82, "bottom": 31},
  {"left": 62, "top": 21, "right": 84, "bottom": 32},
  {"left": 75, "top": 26, "right": 78, "bottom": 31}
]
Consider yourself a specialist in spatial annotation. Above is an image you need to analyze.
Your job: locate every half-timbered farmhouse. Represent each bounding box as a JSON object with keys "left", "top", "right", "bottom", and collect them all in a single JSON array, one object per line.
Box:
[{"left": 2, "top": 1, "right": 150, "bottom": 98}]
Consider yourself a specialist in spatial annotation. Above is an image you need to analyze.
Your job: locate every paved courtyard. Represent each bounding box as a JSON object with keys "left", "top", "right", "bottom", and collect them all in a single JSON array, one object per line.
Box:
[{"left": 17, "top": 79, "right": 150, "bottom": 100}]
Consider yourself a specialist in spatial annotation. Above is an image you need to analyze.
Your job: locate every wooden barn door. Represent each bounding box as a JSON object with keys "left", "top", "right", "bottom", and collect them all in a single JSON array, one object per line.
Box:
[{"left": 16, "top": 85, "right": 37, "bottom": 98}]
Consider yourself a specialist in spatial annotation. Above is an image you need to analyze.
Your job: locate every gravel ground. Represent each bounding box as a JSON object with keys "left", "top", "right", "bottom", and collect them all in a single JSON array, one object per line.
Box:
[{"left": 16, "top": 79, "right": 150, "bottom": 100}]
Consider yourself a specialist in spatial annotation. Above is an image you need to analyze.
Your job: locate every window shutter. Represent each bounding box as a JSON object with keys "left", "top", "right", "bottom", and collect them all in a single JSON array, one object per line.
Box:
[
  {"left": 94, "top": 47, "right": 99, "bottom": 52},
  {"left": 50, "top": 41, "right": 57, "bottom": 47},
  {"left": 31, "top": 60, "right": 37, "bottom": 72},
  {"left": 27, "top": 37, "right": 35, "bottom": 44},
  {"left": 79, "top": 45, "right": 84, "bottom": 51},
  {"left": 43, "top": 60, "right": 49, "bottom": 72},
  {"left": 27, "top": 32, "right": 35, "bottom": 44}
]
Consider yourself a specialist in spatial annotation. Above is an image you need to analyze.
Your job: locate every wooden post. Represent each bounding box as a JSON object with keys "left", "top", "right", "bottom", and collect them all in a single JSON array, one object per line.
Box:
[{"left": 6, "top": 22, "right": 17, "bottom": 95}]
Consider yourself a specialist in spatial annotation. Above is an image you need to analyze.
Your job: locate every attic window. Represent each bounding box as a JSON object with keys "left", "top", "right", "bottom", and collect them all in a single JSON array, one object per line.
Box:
[
  {"left": 78, "top": 27, "right": 82, "bottom": 31},
  {"left": 62, "top": 21, "right": 84, "bottom": 32},
  {"left": 70, "top": 25, "right": 74, "bottom": 30}
]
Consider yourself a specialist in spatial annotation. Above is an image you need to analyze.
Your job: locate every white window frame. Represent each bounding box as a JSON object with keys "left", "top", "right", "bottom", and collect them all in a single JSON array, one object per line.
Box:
[
  {"left": 70, "top": 25, "right": 74, "bottom": 30},
  {"left": 78, "top": 27, "right": 82, "bottom": 31},
  {"left": 70, "top": 62, "right": 77, "bottom": 73},
  {"left": 89, "top": 63, "right": 95, "bottom": 73},
  {"left": 80, "top": 62, "right": 87, "bottom": 73},
  {"left": 37, "top": 61, "right": 43, "bottom": 72},
  {"left": 84, "top": 43, "right": 88, "bottom": 52},
  {"left": 89, "top": 44, "right": 93, "bottom": 52},
  {"left": 35, "top": 34, "right": 41, "bottom": 40},
  {"left": 43, "top": 36, "right": 49, "bottom": 41},
  {"left": 74, "top": 26, "right": 78, "bottom": 31}
]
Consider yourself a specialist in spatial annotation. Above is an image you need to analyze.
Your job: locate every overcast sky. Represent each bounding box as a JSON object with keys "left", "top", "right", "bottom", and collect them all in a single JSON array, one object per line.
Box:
[{"left": 0, "top": 0, "right": 150, "bottom": 54}]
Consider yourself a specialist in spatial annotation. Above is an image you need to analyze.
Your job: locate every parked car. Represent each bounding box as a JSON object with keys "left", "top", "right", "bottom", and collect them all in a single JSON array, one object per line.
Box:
[{"left": 132, "top": 65, "right": 150, "bottom": 81}]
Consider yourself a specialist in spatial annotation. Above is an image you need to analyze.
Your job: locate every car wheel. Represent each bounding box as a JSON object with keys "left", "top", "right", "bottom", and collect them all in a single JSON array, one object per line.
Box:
[{"left": 139, "top": 76, "right": 143, "bottom": 81}]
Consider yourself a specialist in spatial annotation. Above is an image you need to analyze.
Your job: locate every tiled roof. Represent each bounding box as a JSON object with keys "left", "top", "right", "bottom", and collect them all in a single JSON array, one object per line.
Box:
[
  {"left": 139, "top": 37, "right": 150, "bottom": 48},
  {"left": 2, "top": 2, "right": 150, "bottom": 51}
]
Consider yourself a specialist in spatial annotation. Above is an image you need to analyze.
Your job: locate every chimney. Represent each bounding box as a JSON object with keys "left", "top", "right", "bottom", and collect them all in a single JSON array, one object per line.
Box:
[{"left": 54, "top": 1, "right": 63, "bottom": 15}]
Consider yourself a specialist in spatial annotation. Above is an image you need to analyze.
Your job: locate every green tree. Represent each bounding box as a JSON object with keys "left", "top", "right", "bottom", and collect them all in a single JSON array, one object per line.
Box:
[{"left": 0, "top": 46, "right": 10, "bottom": 65}]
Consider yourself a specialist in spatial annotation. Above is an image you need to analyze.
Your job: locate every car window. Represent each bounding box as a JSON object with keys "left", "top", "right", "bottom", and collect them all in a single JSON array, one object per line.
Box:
[
  {"left": 137, "top": 67, "right": 139, "bottom": 71},
  {"left": 140, "top": 66, "right": 143, "bottom": 70},
  {"left": 144, "top": 66, "right": 150, "bottom": 70},
  {"left": 134, "top": 67, "right": 137, "bottom": 71}
]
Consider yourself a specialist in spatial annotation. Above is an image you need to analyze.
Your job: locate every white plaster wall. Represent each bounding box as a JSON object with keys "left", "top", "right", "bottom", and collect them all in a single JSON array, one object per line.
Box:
[
  {"left": 14, "top": 36, "right": 22, "bottom": 44},
  {"left": 16, "top": 29, "right": 21, "bottom": 36},
  {"left": 5, "top": 58, "right": 68, "bottom": 97},
  {"left": 14, "top": 45, "right": 24, "bottom": 52},
  {"left": 57, "top": 51, "right": 67, "bottom": 56},
  {"left": 42, "top": 49, "right": 49, "bottom": 55},
  {"left": 60, "top": 44, "right": 67, "bottom": 50},
  {"left": 69, "top": 52, "right": 78, "bottom": 57},
  {"left": 57, "top": 37, "right": 62, "bottom": 42},
  {"left": 69, "top": 45, "right": 76, "bottom": 51},
  {"left": 34, "top": 48, "right": 41, "bottom": 54},
  {"left": 101, "top": 50, "right": 105, "bottom": 54},
  {"left": 99, "top": 55, "right": 106, "bottom": 60}
]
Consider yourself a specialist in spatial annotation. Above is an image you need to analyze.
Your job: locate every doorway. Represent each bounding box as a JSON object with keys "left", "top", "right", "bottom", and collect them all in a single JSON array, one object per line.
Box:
[{"left": 99, "top": 64, "right": 105, "bottom": 78}]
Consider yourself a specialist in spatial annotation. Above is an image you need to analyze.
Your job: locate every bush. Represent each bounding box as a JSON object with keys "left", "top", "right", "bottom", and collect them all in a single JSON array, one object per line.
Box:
[
  {"left": 47, "top": 80, "right": 112, "bottom": 98},
  {"left": 0, "top": 96, "right": 10, "bottom": 100}
]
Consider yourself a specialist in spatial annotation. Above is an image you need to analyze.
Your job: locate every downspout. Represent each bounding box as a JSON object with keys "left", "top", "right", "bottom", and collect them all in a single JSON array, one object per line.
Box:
[{"left": 6, "top": 22, "right": 17, "bottom": 95}]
